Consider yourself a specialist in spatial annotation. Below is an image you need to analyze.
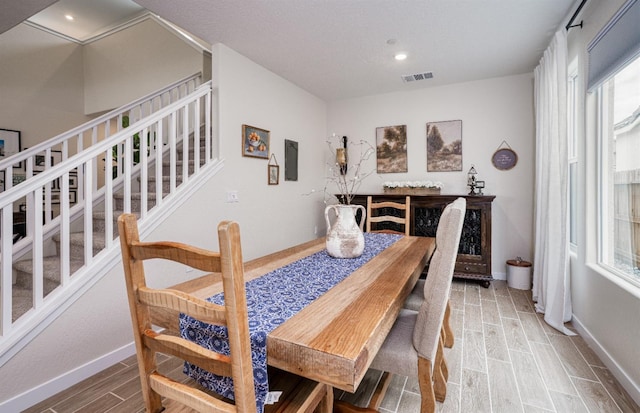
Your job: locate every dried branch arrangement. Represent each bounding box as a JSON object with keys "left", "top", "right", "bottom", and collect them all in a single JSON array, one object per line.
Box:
[{"left": 324, "top": 135, "right": 375, "bottom": 205}]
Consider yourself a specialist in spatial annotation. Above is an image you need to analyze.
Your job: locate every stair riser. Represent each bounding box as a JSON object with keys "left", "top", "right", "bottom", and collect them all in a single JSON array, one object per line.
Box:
[
  {"left": 175, "top": 147, "right": 207, "bottom": 159},
  {"left": 93, "top": 217, "right": 119, "bottom": 238},
  {"left": 147, "top": 177, "right": 184, "bottom": 193},
  {"left": 13, "top": 268, "right": 59, "bottom": 286},
  {"left": 163, "top": 163, "right": 196, "bottom": 175}
]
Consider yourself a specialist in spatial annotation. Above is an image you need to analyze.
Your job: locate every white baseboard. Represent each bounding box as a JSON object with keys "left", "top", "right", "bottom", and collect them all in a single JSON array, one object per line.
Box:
[
  {"left": 571, "top": 315, "right": 640, "bottom": 407},
  {"left": 0, "top": 342, "right": 135, "bottom": 412},
  {"left": 493, "top": 271, "right": 507, "bottom": 281}
]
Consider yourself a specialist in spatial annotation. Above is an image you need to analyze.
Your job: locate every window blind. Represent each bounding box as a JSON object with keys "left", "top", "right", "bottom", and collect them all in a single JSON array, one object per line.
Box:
[{"left": 587, "top": 0, "right": 640, "bottom": 91}]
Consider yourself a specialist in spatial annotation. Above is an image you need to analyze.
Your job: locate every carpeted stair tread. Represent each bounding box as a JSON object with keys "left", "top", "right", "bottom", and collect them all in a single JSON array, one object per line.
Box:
[
  {"left": 92, "top": 210, "right": 139, "bottom": 220},
  {"left": 62, "top": 232, "right": 106, "bottom": 249},
  {"left": 147, "top": 175, "right": 183, "bottom": 182},
  {"left": 113, "top": 191, "right": 159, "bottom": 200},
  {"left": 13, "top": 256, "right": 84, "bottom": 284}
]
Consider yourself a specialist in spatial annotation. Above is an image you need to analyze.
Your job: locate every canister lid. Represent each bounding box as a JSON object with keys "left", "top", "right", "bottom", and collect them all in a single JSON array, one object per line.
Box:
[{"left": 506, "top": 259, "right": 532, "bottom": 267}]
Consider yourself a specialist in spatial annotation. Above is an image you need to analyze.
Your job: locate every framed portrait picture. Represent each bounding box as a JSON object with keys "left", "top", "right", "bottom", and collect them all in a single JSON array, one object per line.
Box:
[
  {"left": 426, "top": 120, "right": 462, "bottom": 172},
  {"left": 0, "top": 128, "right": 22, "bottom": 169},
  {"left": 242, "top": 124, "right": 270, "bottom": 159},
  {"left": 376, "top": 125, "right": 408, "bottom": 173}
]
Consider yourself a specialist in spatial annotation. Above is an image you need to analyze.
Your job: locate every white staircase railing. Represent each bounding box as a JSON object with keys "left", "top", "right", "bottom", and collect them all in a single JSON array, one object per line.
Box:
[
  {"left": 0, "top": 79, "right": 215, "bottom": 357},
  {"left": 0, "top": 72, "right": 202, "bottom": 201}
]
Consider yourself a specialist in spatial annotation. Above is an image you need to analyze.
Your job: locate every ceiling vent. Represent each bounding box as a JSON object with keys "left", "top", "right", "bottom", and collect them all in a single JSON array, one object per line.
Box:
[{"left": 401, "top": 72, "right": 434, "bottom": 83}]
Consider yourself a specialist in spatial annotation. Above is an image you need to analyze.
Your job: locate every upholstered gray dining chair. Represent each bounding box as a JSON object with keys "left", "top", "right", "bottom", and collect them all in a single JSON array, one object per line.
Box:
[
  {"left": 368, "top": 198, "right": 466, "bottom": 412},
  {"left": 404, "top": 198, "right": 466, "bottom": 348}
]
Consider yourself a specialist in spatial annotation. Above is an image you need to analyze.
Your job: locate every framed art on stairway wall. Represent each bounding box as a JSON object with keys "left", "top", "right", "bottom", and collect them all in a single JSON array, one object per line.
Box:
[{"left": 0, "top": 128, "right": 22, "bottom": 169}]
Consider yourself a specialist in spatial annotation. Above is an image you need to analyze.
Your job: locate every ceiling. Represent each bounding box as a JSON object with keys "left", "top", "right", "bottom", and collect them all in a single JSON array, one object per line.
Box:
[
  {"left": 26, "top": 0, "right": 146, "bottom": 42},
  {"left": 1, "top": 0, "right": 578, "bottom": 102}
]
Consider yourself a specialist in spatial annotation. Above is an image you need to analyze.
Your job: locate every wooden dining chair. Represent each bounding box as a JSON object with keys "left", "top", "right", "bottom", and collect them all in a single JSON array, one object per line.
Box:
[
  {"left": 365, "top": 198, "right": 466, "bottom": 413},
  {"left": 404, "top": 198, "right": 466, "bottom": 349},
  {"left": 118, "top": 214, "right": 332, "bottom": 413},
  {"left": 366, "top": 195, "right": 411, "bottom": 235}
]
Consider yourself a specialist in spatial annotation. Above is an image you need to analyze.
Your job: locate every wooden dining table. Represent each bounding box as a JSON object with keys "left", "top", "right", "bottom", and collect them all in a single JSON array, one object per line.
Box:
[{"left": 157, "top": 234, "right": 435, "bottom": 396}]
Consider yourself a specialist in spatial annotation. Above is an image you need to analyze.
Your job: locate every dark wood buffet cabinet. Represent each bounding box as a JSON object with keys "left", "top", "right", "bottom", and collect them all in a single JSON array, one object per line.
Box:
[{"left": 349, "top": 194, "right": 495, "bottom": 287}]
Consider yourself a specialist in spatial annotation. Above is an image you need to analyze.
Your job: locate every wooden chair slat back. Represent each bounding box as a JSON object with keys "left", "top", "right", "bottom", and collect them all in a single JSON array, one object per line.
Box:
[
  {"left": 137, "top": 286, "right": 227, "bottom": 325},
  {"left": 118, "top": 213, "right": 257, "bottom": 413},
  {"left": 366, "top": 196, "right": 411, "bottom": 235},
  {"left": 130, "top": 241, "right": 222, "bottom": 272}
]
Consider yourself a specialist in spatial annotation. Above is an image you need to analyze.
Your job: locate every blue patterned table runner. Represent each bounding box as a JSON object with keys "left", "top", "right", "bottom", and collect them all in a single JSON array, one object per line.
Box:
[{"left": 180, "top": 232, "right": 402, "bottom": 412}]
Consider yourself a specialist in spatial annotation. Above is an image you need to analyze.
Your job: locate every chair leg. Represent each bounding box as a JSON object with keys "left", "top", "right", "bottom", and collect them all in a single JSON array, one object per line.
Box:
[
  {"left": 136, "top": 346, "right": 163, "bottom": 412},
  {"left": 417, "top": 357, "right": 437, "bottom": 413},
  {"left": 434, "top": 337, "right": 448, "bottom": 403},
  {"left": 438, "top": 331, "right": 449, "bottom": 383},
  {"left": 443, "top": 300, "right": 454, "bottom": 348}
]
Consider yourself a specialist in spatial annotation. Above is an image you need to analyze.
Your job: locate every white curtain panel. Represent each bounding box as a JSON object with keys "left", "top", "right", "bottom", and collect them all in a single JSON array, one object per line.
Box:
[{"left": 532, "top": 29, "right": 574, "bottom": 335}]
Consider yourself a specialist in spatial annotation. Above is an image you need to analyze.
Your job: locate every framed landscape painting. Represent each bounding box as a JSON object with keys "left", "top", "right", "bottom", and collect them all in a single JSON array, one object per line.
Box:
[
  {"left": 376, "top": 125, "right": 407, "bottom": 173},
  {"left": 426, "top": 120, "right": 462, "bottom": 172}
]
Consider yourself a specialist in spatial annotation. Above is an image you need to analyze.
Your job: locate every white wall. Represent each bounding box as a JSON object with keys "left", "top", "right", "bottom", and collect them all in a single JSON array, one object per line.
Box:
[
  {"left": 0, "top": 43, "right": 327, "bottom": 409},
  {"left": 0, "top": 24, "right": 89, "bottom": 149},
  {"left": 569, "top": 0, "right": 640, "bottom": 402},
  {"left": 82, "top": 18, "right": 203, "bottom": 115},
  {"left": 327, "top": 73, "right": 536, "bottom": 278}
]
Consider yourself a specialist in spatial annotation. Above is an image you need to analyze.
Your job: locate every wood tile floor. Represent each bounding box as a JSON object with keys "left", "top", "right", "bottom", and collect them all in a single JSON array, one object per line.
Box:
[{"left": 24, "top": 280, "right": 639, "bottom": 413}]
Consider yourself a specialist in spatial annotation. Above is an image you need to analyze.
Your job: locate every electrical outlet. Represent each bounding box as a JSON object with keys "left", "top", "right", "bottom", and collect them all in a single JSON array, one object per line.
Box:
[
  {"left": 314, "top": 225, "right": 318, "bottom": 235},
  {"left": 226, "top": 190, "right": 239, "bottom": 203}
]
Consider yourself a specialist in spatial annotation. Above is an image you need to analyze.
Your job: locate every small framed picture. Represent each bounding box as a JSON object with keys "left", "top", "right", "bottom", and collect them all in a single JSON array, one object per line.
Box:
[
  {"left": 242, "top": 124, "right": 270, "bottom": 159},
  {"left": 0, "top": 128, "right": 22, "bottom": 169},
  {"left": 13, "top": 174, "right": 26, "bottom": 186},
  {"left": 33, "top": 150, "right": 62, "bottom": 172},
  {"left": 268, "top": 164, "right": 279, "bottom": 185},
  {"left": 69, "top": 190, "right": 77, "bottom": 204},
  {"left": 69, "top": 173, "right": 78, "bottom": 189},
  {"left": 50, "top": 191, "right": 61, "bottom": 205}
]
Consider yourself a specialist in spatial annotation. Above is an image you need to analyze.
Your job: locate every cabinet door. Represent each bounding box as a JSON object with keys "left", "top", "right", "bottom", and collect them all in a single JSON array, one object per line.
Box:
[{"left": 414, "top": 205, "right": 488, "bottom": 272}]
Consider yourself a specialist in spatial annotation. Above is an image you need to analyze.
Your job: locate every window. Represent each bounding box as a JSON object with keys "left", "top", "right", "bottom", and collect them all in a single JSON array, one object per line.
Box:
[
  {"left": 598, "top": 55, "right": 640, "bottom": 286},
  {"left": 568, "top": 69, "right": 578, "bottom": 247}
]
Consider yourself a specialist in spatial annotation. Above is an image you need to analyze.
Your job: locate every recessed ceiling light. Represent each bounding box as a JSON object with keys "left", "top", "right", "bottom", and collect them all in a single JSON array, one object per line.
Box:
[
  {"left": 65, "top": 14, "right": 74, "bottom": 21},
  {"left": 395, "top": 53, "right": 407, "bottom": 61}
]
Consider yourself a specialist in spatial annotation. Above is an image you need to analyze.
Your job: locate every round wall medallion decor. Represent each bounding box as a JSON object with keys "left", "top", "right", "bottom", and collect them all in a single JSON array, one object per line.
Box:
[{"left": 492, "top": 142, "right": 518, "bottom": 170}]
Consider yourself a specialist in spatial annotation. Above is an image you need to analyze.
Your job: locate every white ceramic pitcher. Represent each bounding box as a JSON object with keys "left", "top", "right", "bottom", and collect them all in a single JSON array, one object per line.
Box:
[{"left": 324, "top": 204, "right": 366, "bottom": 258}]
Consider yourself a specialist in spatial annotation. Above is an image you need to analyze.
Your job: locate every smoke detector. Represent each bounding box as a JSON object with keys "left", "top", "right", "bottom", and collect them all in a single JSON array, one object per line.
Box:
[{"left": 401, "top": 72, "right": 434, "bottom": 83}]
